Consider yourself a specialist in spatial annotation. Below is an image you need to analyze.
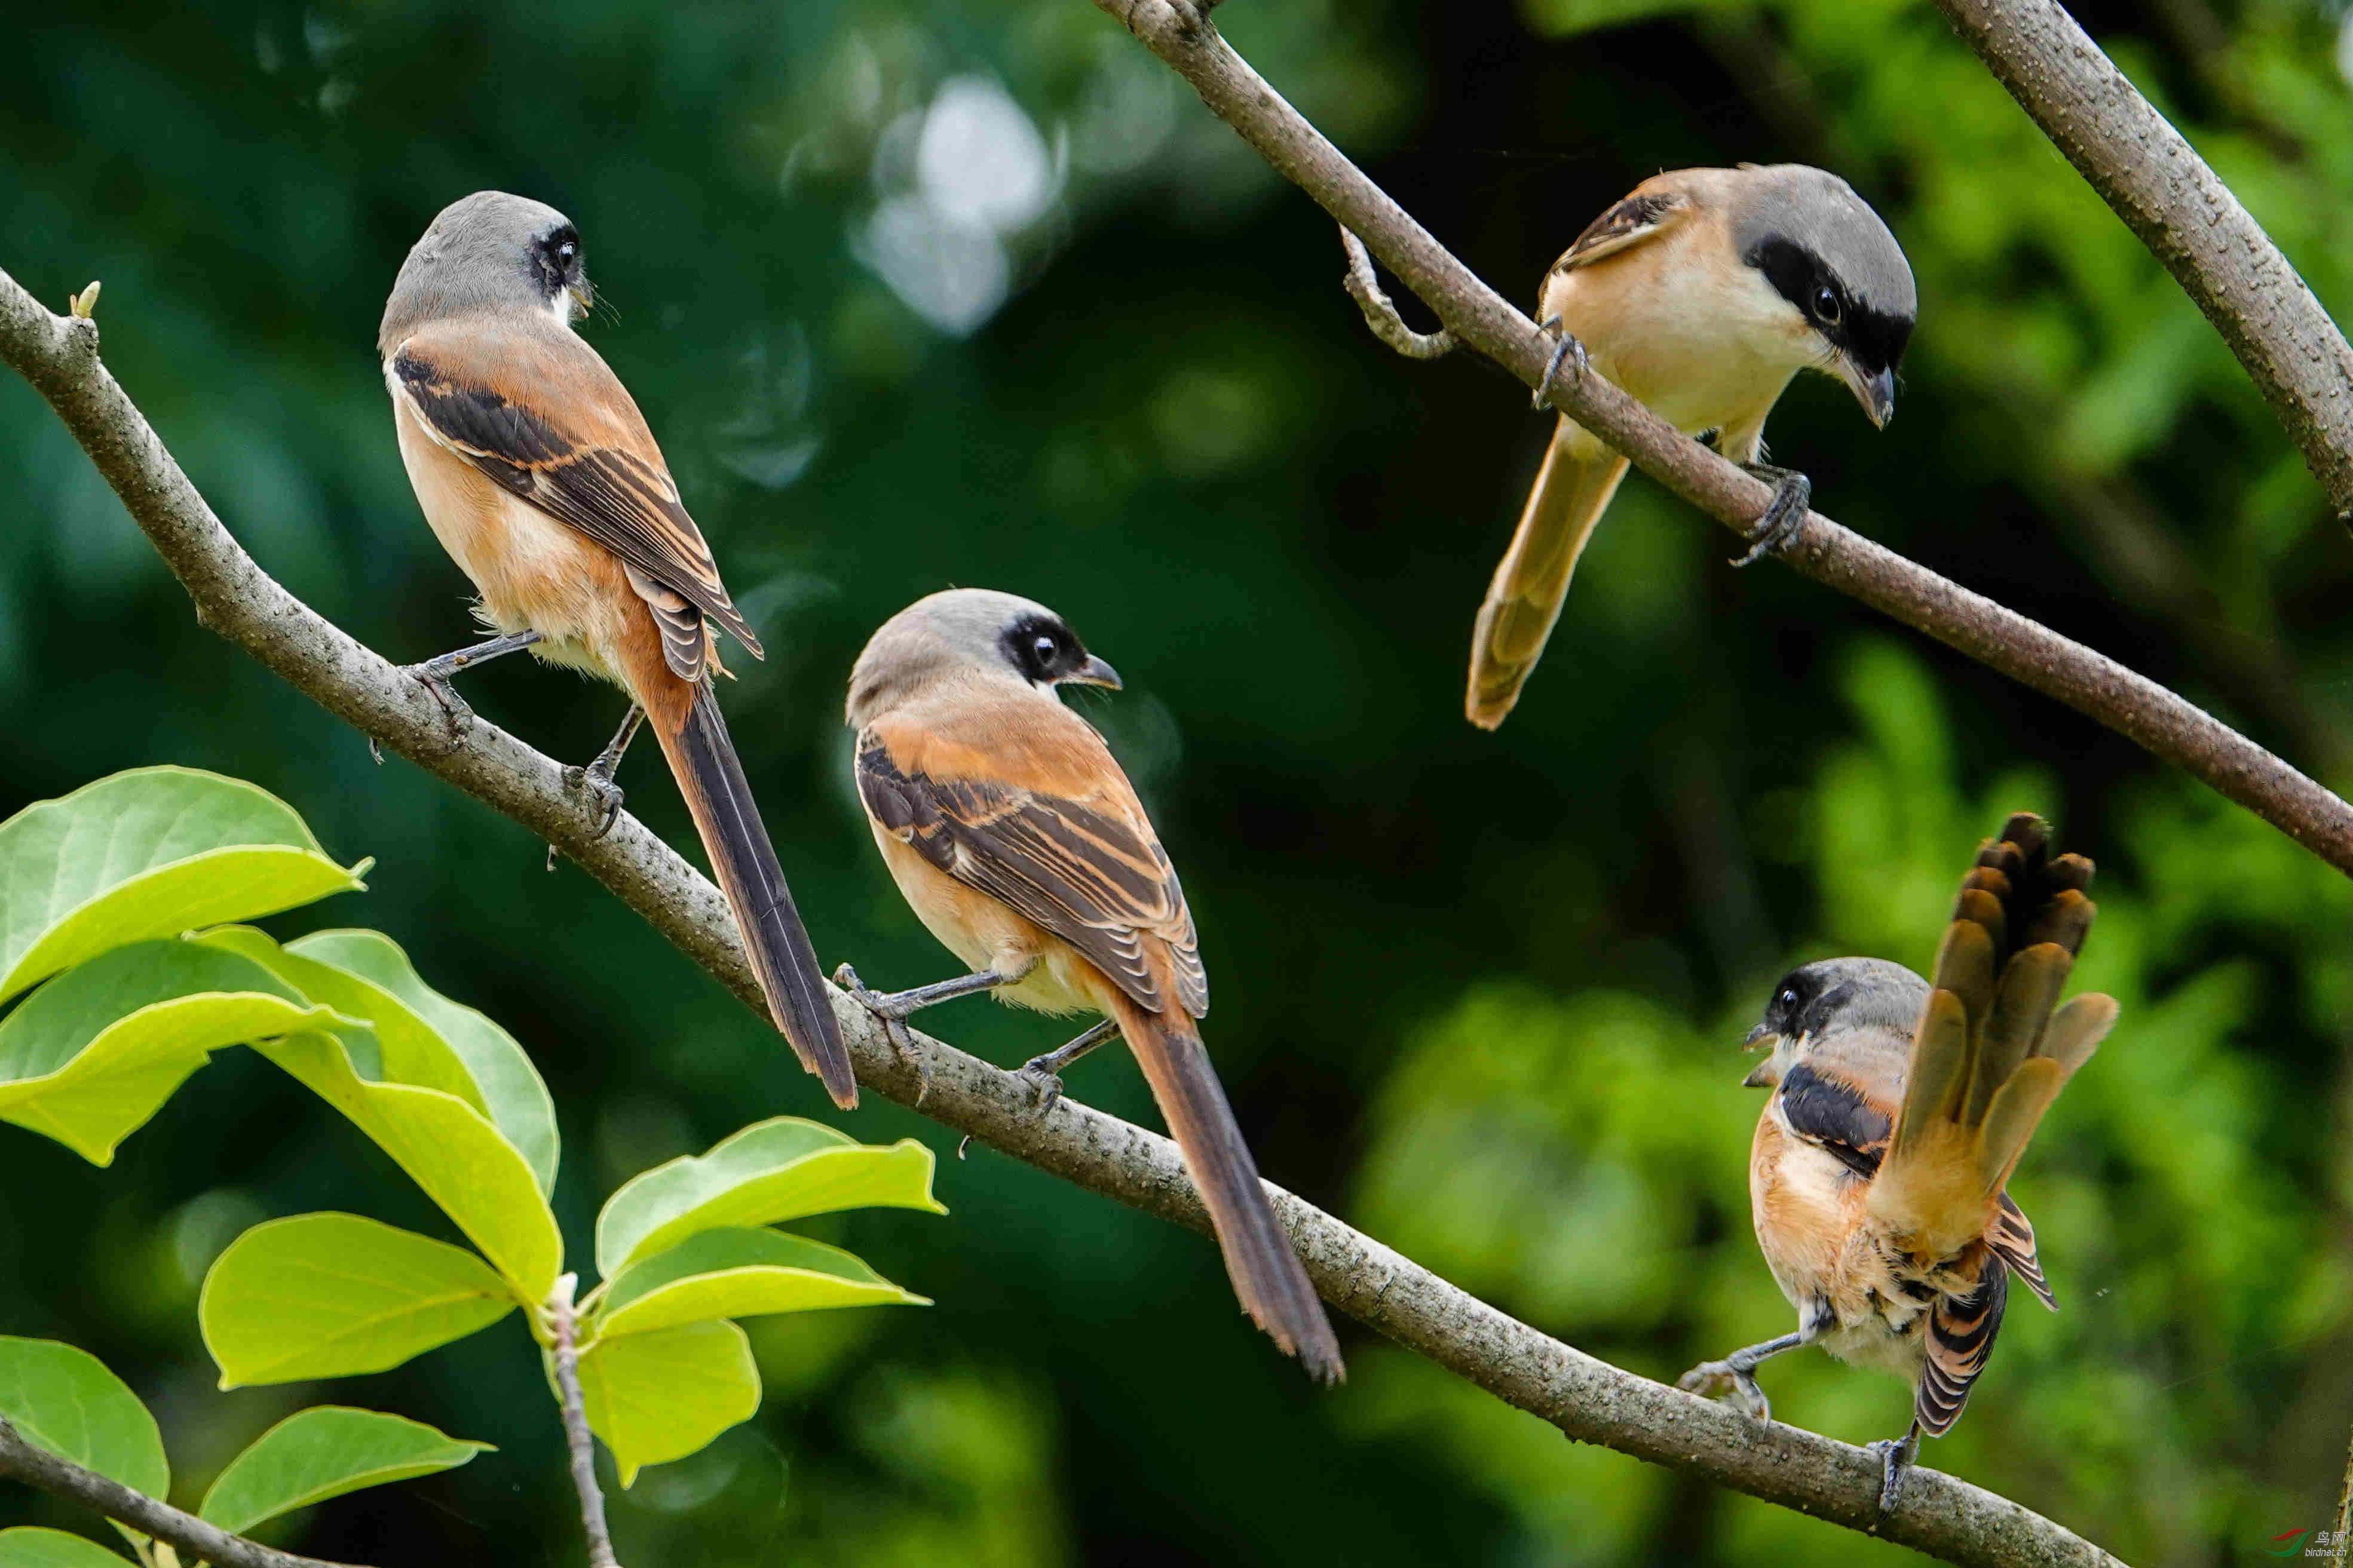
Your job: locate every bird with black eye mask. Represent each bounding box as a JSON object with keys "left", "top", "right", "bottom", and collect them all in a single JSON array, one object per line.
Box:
[
  {"left": 837, "top": 589, "right": 1345, "bottom": 1383},
  {"left": 1466, "top": 163, "right": 1916, "bottom": 729},
  {"left": 1681, "top": 814, "right": 2116, "bottom": 1511}
]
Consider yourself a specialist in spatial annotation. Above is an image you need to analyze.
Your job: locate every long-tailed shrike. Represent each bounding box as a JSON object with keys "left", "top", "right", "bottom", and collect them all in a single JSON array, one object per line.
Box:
[
  {"left": 1469, "top": 163, "right": 1916, "bottom": 728},
  {"left": 837, "top": 589, "right": 1344, "bottom": 1382},
  {"left": 1679, "top": 813, "right": 2115, "bottom": 1508},
  {"left": 378, "top": 191, "right": 854, "bottom": 1108}
]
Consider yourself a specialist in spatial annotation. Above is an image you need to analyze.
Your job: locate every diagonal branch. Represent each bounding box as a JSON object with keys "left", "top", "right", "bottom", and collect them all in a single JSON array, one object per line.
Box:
[
  {"left": 1929, "top": 0, "right": 2353, "bottom": 518},
  {"left": 1093, "top": 0, "right": 2353, "bottom": 883},
  {"left": 0, "top": 1414, "right": 364, "bottom": 1568},
  {"left": 0, "top": 265, "right": 2122, "bottom": 1568}
]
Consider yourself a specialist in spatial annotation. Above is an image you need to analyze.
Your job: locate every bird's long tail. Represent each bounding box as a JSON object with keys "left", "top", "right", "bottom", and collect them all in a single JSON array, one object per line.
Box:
[
  {"left": 1110, "top": 995, "right": 1344, "bottom": 1383},
  {"left": 1466, "top": 419, "right": 1631, "bottom": 729},
  {"left": 651, "top": 680, "right": 857, "bottom": 1109},
  {"left": 1867, "top": 814, "right": 2115, "bottom": 1267}
]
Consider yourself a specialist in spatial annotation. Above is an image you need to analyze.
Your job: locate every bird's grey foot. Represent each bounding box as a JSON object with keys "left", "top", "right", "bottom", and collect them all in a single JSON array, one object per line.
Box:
[
  {"left": 1866, "top": 1426, "right": 1921, "bottom": 1512},
  {"left": 1529, "top": 314, "right": 1589, "bottom": 409},
  {"left": 1676, "top": 1360, "right": 1773, "bottom": 1423},
  {"left": 403, "top": 630, "right": 543, "bottom": 745},
  {"left": 1730, "top": 464, "right": 1812, "bottom": 567},
  {"left": 1016, "top": 1018, "right": 1121, "bottom": 1116},
  {"left": 832, "top": 962, "right": 929, "bottom": 1103}
]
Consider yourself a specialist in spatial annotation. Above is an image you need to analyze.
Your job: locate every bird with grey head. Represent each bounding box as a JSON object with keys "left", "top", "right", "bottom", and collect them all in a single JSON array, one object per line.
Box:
[{"left": 1467, "top": 162, "right": 1916, "bottom": 729}]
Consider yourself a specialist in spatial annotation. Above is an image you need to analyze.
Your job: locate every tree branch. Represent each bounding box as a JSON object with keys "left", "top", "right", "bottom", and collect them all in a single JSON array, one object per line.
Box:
[
  {"left": 1090, "top": 0, "right": 2353, "bottom": 882},
  {"left": 1929, "top": 0, "right": 2353, "bottom": 519},
  {"left": 545, "top": 1276, "right": 621, "bottom": 1568},
  {"left": 0, "top": 262, "right": 2122, "bottom": 1568},
  {"left": 0, "top": 1414, "right": 363, "bottom": 1568},
  {"left": 1338, "top": 228, "right": 1456, "bottom": 360}
]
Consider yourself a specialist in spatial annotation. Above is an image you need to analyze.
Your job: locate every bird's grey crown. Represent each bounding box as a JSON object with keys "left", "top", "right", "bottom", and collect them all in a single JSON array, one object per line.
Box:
[
  {"left": 847, "top": 588, "right": 1068, "bottom": 725},
  {"left": 1730, "top": 164, "right": 1916, "bottom": 319},
  {"left": 378, "top": 191, "right": 578, "bottom": 355},
  {"left": 1766, "top": 956, "right": 1929, "bottom": 1041}
]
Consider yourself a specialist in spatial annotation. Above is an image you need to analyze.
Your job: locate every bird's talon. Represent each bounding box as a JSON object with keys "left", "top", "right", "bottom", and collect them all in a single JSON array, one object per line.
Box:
[
  {"left": 1017, "top": 1064, "right": 1065, "bottom": 1116},
  {"left": 564, "top": 763, "right": 626, "bottom": 836},
  {"left": 1730, "top": 466, "right": 1812, "bottom": 568},
  {"left": 404, "top": 666, "right": 474, "bottom": 744},
  {"left": 1677, "top": 1361, "right": 1770, "bottom": 1423},
  {"left": 367, "top": 734, "right": 384, "bottom": 766},
  {"left": 1528, "top": 315, "right": 1589, "bottom": 409}
]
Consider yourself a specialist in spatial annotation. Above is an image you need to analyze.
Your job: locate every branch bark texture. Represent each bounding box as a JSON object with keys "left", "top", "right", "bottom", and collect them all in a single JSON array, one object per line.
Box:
[
  {"left": 1092, "top": 0, "right": 2353, "bottom": 882},
  {"left": 0, "top": 1414, "right": 362, "bottom": 1568},
  {"left": 1931, "top": 0, "right": 2353, "bottom": 517},
  {"left": 0, "top": 263, "right": 2123, "bottom": 1567}
]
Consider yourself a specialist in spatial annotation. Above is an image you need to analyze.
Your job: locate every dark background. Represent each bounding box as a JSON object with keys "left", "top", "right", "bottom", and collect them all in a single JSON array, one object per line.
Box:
[{"left": 4, "top": 0, "right": 2351, "bottom": 1561}]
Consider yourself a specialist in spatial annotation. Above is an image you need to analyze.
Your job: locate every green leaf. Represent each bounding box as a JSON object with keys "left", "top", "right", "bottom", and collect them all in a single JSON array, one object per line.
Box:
[
  {"left": 571, "top": 1320, "right": 758, "bottom": 1487},
  {"left": 198, "top": 1406, "right": 491, "bottom": 1536},
  {"left": 200, "top": 1214, "right": 515, "bottom": 1388},
  {"left": 0, "top": 768, "right": 368, "bottom": 1005},
  {"left": 195, "top": 928, "right": 560, "bottom": 1197},
  {"left": 289, "top": 931, "right": 559, "bottom": 1196},
  {"left": 0, "top": 1339, "right": 167, "bottom": 1500},
  {"left": 250, "top": 1031, "right": 561, "bottom": 1299},
  {"left": 0, "top": 1529, "right": 131, "bottom": 1567},
  {"left": 596, "top": 1227, "right": 929, "bottom": 1340},
  {"left": 595, "top": 1117, "right": 945, "bottom": 1279},
  {"left": 0, "top": 941, "right": 342, "bottom": 1165}
]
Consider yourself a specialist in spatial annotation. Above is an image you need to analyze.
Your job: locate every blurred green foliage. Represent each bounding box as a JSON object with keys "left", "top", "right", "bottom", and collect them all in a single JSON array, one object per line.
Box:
[{"left": 2, "top": 0, "right": 2349, "bottom": 1562}]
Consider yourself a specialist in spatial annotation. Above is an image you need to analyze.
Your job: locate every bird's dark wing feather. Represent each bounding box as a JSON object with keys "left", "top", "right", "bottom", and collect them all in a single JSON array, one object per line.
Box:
[
  {"left": 390, "top": 327, "right": 758, "bottom": 677},
  {"left": 1552, "top": 189, "right": 1693, "bottom": 274},
  {"left": 1776, "top": 1060, "right": 1892, "bottom": 1180},
  {"left": 1988, "top": 1190, "right": 2057, "bottom": 1310},
  {"left": 856, "top": 729, "right": 1206, "bottom": 1017}
]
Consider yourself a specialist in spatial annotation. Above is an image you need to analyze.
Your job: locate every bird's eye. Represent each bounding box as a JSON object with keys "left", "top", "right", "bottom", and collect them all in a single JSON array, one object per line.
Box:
[
  {"left": 1031, "top": 633, "right": 1060, "bottom": 665},
  {"left": 557, "top": 241, "right": 578, "bottom": 266},
  {"left": 1810, "top": 284, "right": 1840, "bottom": 324},
  {"left": 1778, "top": 987, "right": 1799, "bottom": 1009}
]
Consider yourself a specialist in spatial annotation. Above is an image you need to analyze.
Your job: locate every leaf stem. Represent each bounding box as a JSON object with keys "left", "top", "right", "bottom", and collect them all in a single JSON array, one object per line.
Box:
[{"left": 546, "top": 1274, "right": 622, "bottom": 1568}]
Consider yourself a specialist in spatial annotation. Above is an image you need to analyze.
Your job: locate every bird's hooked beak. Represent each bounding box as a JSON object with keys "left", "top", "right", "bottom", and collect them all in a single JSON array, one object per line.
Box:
[
  {"left": 566, "top": 277, "right": 596, "bottom": 322},
  {"left": 1063, "top": 654, "right": 1122, "bottom": 691},
  {"left": 1741, "top": 1024, "right": 1781, "bottom": 1088},
  {"left": 1839, "top": 357, "right": 1896, "bottom": 429}
]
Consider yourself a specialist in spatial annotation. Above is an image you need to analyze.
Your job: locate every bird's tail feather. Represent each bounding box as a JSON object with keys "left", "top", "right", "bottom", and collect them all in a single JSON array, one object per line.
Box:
[
  {"left": 1868, "top": 813, "right": 2115, "bottom": 1262},
  {"left": 1466, "top": 422, "right": 1629, "bottom": 729},
  {"left": 1111, "top": 995, "right": 1344, "bottom": 1383},
  {"left": 655, "top": 682, "right": 857, "bottom": 1109}
]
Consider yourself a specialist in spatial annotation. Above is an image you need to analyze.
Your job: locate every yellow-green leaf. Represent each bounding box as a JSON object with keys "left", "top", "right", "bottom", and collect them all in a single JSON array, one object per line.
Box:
[
  {"left": 0, "top": 1528, "right": 132, "bottom": 1567},
  {"left": 198, "top": 1407, "right": 492, "bottom": 1535},
  {"left": 0, "top": 768, "right": 367, "bottom": 1005},
  {"left": 290, "top": 931, "right": 559, "bottom": 1196},
  {"left": 595, "top": 1227, "right": 929, "bottom": 1340},
  {"left": 595, "top": 1118, "right": 945, "bottom": 1279},
  {"left": 570, "top": 1320, "right": 758, "bottom": 1487},
  {"left": 250, "top": 1032, "right": 560, "bottom": 1299},
  {"left": 0, "top": 942, "right": 340, "bottom": 1165},
  {"left": 200, "top": 1215, "right": 514, "bottom": 1388},
  {"left": 0, "top": 1339, "right": 167, "bottom": 1501}
]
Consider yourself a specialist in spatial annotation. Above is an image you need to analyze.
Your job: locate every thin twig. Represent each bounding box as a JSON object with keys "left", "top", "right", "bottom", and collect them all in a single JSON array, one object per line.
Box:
[
  {"left": 2333, "top": 1416, "right": 2352, "bottom": 1568},
  {"left": 0, "top": 266, "right": 2123, "bottom": 1568},
  {"left": 1930, "top": 0, "right": 2353, "bottom": 518},
  {"left": 1338, "top": 227, "right": 1455, "bottom": 360},
  {"left": 546, "top": 1275, "right": 621, "bottom": 1568},
  {"left": 0, "top": 1414, "right": 364, "bottom": 1568},
  {"left": 1093, "top": 0, "right": 2353, "bottom": 883}
]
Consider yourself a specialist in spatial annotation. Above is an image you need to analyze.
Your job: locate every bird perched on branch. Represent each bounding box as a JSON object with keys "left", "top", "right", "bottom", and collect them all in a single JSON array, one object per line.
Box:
[
  {"left": 377, "top": 191, "right": 854, "bottom": 1108},
  {"left": 838, "top": 589, "right": 1344, "bottom": 1382},
  {"left": 1467, "top": 164, "right": 1915, "bottom": 728},
  {"left": 1679, "top": 813, "right": 2115, "bottom": 1508}
]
